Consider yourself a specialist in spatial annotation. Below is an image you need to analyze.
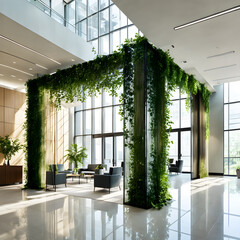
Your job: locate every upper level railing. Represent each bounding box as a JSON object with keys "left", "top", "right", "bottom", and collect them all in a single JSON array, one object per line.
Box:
[{"left": 26, "top": 0, "right": 86, "bottom": 39}]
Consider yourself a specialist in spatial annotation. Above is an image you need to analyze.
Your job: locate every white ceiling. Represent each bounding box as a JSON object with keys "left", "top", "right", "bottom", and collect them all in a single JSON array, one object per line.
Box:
[
  {"left": 0, "top": 13, "right": 87, "bottom": 91},
  {"left": 114, "top": 0, "right": 240, "bottom": 90}
]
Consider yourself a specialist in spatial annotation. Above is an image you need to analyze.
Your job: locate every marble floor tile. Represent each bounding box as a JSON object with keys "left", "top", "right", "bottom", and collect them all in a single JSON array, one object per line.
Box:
[{"left": 0, "top": 175, "right": 239, "bottom": 240}]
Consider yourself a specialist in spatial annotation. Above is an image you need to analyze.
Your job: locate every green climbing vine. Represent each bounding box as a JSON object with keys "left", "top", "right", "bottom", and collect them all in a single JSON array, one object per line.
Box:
[
  {"left": 25, "top": 52, "right": 124, "bottom": 189},
  {"left": 25, "top": 35, "right": 211, "bottom": 209},
  {"left": 121, "top": 36, "right": 211, "bottom": 208}
]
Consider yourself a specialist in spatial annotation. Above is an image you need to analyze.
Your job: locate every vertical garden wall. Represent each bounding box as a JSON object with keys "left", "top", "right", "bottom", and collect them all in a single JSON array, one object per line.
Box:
[
  {"left": 122, "top": 37, "right": 211, "bottom": 208},
  {"left": 25, "top": 36, "right": 210, "bottom": 208}
]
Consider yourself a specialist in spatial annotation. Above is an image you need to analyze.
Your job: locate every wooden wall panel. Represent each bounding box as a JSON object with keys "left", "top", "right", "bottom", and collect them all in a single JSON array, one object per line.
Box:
[{"left": 0, "top": 87, "right": 26, "bottom": 166}]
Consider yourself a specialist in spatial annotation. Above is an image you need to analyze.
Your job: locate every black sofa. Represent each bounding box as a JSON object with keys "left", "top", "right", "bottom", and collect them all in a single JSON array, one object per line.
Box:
[
  {"left": 94, "top": 167, "right": 122, "bottom": 193},
  {"left": 79, "top": 164, "right": 107, "bottom": 175}
]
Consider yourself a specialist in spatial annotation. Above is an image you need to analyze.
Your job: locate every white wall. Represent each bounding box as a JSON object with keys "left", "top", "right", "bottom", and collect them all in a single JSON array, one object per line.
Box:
[{"left": 208, "top": 84, "right": 224, "bottom": 174}]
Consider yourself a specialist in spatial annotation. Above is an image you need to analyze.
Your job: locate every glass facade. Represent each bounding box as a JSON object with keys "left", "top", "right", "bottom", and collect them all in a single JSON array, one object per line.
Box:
[
  {"left": 74, "top": 88, "right": 124, "bottom": 168},
  {"left": 224, "top": 81, "right": 240, "bottom": 175},
  {"left": 169, "top": 88, "right": 191, "bottom": 172},
  {"left": 72, "top": 0, "right": 141, "bottom": 168}
]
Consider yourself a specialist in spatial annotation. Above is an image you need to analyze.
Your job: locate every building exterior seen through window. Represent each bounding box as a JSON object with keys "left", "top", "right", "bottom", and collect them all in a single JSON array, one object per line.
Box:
[{"left": 224, "top": 81, "right": 240, "bottom": 175}]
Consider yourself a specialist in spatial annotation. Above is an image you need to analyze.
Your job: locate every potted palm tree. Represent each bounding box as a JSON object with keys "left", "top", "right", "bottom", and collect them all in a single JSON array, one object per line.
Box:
[
  {"left": 0, "top": 135, "right": 22, "bottom": 165},
  {"left": 236, "top": 165, "right": 240, "bottom": 179},
  {"left": 64, "top": 144, "right": 87, "bottom": 173}
]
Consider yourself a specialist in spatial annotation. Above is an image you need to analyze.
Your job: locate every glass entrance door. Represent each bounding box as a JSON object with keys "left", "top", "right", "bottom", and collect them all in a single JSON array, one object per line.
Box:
[{"left": 169, "top": 130, "right": 191, "bottom": 172}]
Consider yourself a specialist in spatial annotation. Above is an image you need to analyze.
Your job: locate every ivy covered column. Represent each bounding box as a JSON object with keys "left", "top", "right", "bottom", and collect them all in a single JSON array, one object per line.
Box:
[
  {"left": 123, "top": 40, "right": 171, "bottom": 209},
  {"left": 26, "top": 82, "right": 45, "bottom": 188},
  {"left": 192, "top": 92, "right": 209, "bottom": 179},
  {"left": 124, "top": 42, "right": 148, "bottom": 208}
]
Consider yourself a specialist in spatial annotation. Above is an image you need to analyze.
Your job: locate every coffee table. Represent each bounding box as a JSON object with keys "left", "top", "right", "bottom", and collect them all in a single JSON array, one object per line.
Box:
[
  {"left": 67, "top": 173, "right": 81, "bottom": 184},
  {"left": 67, "top": 173, "right": 94, "bottom": 184}
]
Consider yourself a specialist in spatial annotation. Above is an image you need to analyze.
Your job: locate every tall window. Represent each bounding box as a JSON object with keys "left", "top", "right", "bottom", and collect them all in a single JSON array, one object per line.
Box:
[
  {"left": 74, "top": 88, "right": 123, "bottom": 169},
  {"left": 224, "top": 81, "right": 240, "bottom": 175},
  {"left": 169, "top": 88, "right": 191, "bottom": 172},
  {"left": 69, "top": 0, "right": 142, "bottom": 53},
  {"left": 73, "top": 0, "right": 141, "bottom": 168}
]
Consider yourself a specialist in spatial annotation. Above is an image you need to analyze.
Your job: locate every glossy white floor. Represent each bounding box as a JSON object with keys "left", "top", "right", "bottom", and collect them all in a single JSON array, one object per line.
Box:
[{"left": 0, "top": 174, "right": 240, "bottom": 240}]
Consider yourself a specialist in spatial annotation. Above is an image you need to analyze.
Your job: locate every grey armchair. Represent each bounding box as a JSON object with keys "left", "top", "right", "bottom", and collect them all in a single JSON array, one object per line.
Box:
[
  {"left": 169, "top": 160, "right": 183, "bottom": 174},
  {"left": 46, "top": 166, "right": 67, "bottom": 191},
  {"left": 94, "top": 167, "right": 122, "bottom": 193}
]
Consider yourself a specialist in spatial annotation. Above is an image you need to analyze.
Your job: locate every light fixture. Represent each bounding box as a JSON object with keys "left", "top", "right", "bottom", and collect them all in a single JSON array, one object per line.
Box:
[
  {"left": 204, "top": 64, "right": 236, "bottom": 72},
  {"left": 0, "top": 51, "right": 48, "bottom": 70},
  {"left": 213, "top": 75, "right": 240, "bottom": 82},
  {"left": 18, "top": 78, "right": 23, "bottom": 81},
  {"left": 13, "top": 61, "right": 16, "bottom": 64},
  {"left": 35, "top": 64, "right": 48, "bottom": 70},
  {"left": 71, "top": 59, "right": 75, "bottom": 62},
  {"left": 0, "top": 64, "right": 34, "bottom": 77},
  {"left": 11, "top": 75, "right": 16, "bottom": 78},
  {"left": 29, "top": 68, "right": 33, "bottom": 71},
  {"left": 174, "top": 5, "right": 240, "bottom": 30},
  {"left": 0, "top": 74, "right": 4, "bottom": 77},
  {"left": 0, "top": 35, "right": 61, "bottom": 65},
  {"left": 207, "top": 51, "right": 235, "bottom": 59}
]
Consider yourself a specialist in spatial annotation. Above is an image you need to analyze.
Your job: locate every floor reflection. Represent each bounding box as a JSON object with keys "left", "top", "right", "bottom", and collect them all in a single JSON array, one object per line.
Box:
[{"left": 0, "top": 175, "right": 239, "bottom": 240}]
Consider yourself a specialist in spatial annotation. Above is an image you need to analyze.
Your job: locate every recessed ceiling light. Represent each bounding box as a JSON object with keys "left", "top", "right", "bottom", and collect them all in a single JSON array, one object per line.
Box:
[
  {"left": 13, "top": 61, "right": 16, "bottom": 64},
  {"left": 182, "top": 61, "right": 187, "bottom": 63},
  {"left": 1, "top": 51, "right": 48, "bottom": 70},
  {"left": 0, "top": 74, "right": 4, "bottom": 76},
  {"left": 213, "top": 75, "right": 240, "bottom": 82},
  {"left": 35, "top": 64, "right": 48, "bottom": 70},
  {"left": 204, "top": 64, "right": 236, "bottom": 72},
  {"left": 207, "top": 51, "right": 235, "bottom": 59},
  {"left": 29, "top": 68, "right": 33, "bottom": 70},
  {"left": 11, "top": 75, "right": 16, "bottom": 78},
  {"left": 0, "top": 34, "right": 61, "bottom": 65},
  {"left": 18, "top": 78, "right": 23, "bottom": 81},
  {"left": 71, "top": 59, "right": 75, "bottom": 62},
  {"left": 0, "top": 64, "right": 34, "bottom": 76},
  {"left": 174, "top": 5, "right": 240, "bottom": 30}
]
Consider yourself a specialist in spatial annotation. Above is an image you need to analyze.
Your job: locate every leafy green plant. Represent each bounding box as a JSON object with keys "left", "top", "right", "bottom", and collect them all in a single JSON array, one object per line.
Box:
[
  {"left": 64, "top": 144, "right": 87, "bottom": 172},
  {"left": 0, "top": 135, "right": 22, "bottom": 163},
  {"left": 236, "top": 165, "right": 240, "bottom": 170},
  {"left": 96, "top": 164, "right": 105, "bottom": 169},
  {"left": 25, "top": 35, "right": 211, "bottom": 206}
]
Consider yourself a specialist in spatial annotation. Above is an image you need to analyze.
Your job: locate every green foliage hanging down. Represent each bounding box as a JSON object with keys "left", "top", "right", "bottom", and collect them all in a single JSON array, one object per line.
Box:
[
  {"left": 25, "top": 35, "right": 211, "bottom": 207},
  {"left": 25, "top": 52, "right": 124, "bottom": 189},
  {"left": 121, "top": 36, "right": 211, "bottom": 208}
]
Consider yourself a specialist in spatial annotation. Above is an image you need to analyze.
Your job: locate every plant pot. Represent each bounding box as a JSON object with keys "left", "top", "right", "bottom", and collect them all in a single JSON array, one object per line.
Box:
[
  {"left": 236, "top": 169, "right": 240, "bottom": 179},
  {"left": 95, "top": 169, "right": 104, "bottom": 175}
]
